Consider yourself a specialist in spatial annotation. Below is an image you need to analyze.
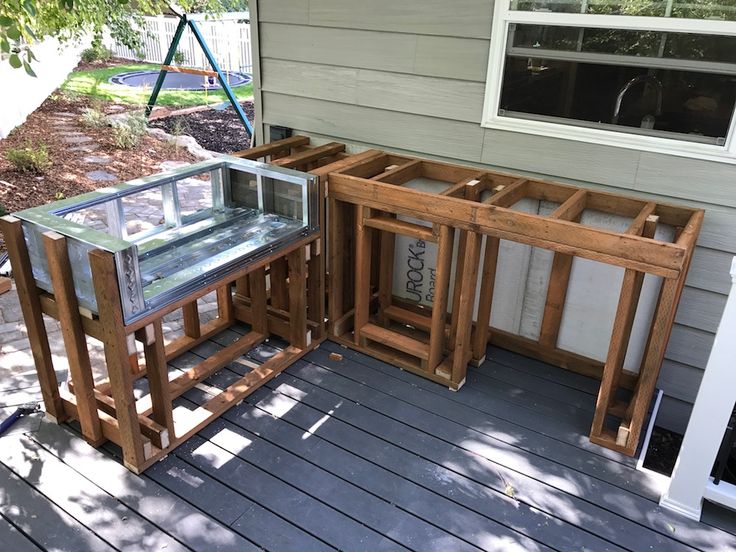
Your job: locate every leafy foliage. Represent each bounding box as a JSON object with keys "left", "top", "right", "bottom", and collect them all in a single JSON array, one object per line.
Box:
[
  {"left": 111, "top": 112, "right": 147, "bottom": 149},
  {"left": 80, "top": 36, "right": 112, "bottom": 62},
  {"left": 79, "top": 105, "right": 107, "bottom": 127},
  {"left": 0, "top": 0, "right": 249, "bottom": 73},
  {"left": 6, "top": 141, "right": 51, "bottom": 173}
]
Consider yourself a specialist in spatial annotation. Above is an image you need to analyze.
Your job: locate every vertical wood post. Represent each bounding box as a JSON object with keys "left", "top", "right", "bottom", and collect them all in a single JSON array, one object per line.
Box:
[
  {"left": 427, "top": 225, "right": 453, "bottom": 371},
  {"left": 377, "top": 217, "right": 396, "bottom": 326},
  {"left": 538, "top": 253, "right": 575, "bottom": 348},
  {"left": 353, "top": 206, "right": 372, "bottom": 345},
  {"left": 42, "top": 232, "right": 104, "bottom": 444},
  {"left": 452, "top": 231, "right": 481, "bottom": 384},
  {"left": 0, "top": 216, "right": 65, "bottom": 421},
  {"left": 327, "top": 197, "right": 345, "bottom": 335},
  {"left": 182, "top": 301, "right": 201, "bottom": 339},
  {"left": 288, "top": 246, "right": 308, "bottom": 349},
  {"left": 248, "top": 267, "right": 268, "bottom": 334},
  {"left": 269, "top": 257, "right": 289, "bottom": 310},
  {"left": 216, "top": 284, "right": 234, "bottom": 325},
  {"left": 307, "top": 238, "right": 325, "bottom": 339},
  {"left": 591, "top": 214, "right": 660, "bottom": 450},
  {"left": 89, "top": 249, "right": 147, "bottom": 471},
  {"left": 140, "top": 320, "right": 174, "bottom": 443},
  {"left": 472, "top": 236, "right": 500, "bottom": 364},
  {"left": 449, "top": 230, "right": 468, "bottom": 346}
]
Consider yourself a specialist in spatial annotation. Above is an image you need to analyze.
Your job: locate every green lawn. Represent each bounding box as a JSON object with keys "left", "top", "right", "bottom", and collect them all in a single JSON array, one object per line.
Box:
[{"left": 62, "top": 63, "right": 253, "bottom": 107}]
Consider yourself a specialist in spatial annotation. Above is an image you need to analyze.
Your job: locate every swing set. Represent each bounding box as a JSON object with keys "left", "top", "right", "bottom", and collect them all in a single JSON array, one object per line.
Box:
[{"left": 144, "top": 11, "right": 254, "bottom": 140}]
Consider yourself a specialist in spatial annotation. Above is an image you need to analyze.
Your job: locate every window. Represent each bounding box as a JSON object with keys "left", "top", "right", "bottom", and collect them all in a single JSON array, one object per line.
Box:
[{"left": 482, "top": 1, "right": 736, "bottom": 162}]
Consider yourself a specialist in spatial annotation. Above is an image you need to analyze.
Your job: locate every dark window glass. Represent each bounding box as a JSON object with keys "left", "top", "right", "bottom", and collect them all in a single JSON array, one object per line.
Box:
[{"left": 500, "top": 24, "right": 736, "bottom": 143}]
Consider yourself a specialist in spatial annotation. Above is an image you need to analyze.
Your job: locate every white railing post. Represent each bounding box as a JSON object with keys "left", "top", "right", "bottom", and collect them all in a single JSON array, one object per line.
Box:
[{"left": 660, "top": 256, "right": 736, "bottom": 519}]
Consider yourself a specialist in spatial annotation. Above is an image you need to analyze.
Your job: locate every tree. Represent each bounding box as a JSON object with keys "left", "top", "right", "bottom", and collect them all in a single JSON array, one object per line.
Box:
[{"left": 0, "top": 0, "right": 248, "bottom": 75}]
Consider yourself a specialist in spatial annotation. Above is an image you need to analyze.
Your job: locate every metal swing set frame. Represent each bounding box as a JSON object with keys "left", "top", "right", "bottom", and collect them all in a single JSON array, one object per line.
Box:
[{"left": 144, "top": 11, "right": 253, "bottom": 139}]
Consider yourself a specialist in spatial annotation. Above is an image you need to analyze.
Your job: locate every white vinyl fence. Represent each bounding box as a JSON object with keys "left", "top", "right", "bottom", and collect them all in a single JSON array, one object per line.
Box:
[{"left": 106, "top": 15, "right": 252, "bottom": 74}]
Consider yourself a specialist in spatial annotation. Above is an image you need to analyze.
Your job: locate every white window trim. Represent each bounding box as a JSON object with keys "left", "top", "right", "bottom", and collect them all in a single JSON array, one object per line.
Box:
[{"left": 481, "top": 4, "right": 736, "bottom": 164}]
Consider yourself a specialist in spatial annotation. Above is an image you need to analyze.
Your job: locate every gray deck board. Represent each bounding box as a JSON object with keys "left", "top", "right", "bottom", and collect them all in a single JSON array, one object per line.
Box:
[
  {"left": 258, "top": 364, "right": 689, "bottom": 551},
  {"left": 0, "top": 433, "right": 188, "bottom": 552},
  {"left": 2, "top": 330, "right": 735, "bottom": 552},
  {"left": 0, "top": 463, "right": 115, "bottom": 552},
  {"left": 186, "top": 340, "right": 668, "bottom": 551},
  {"left": 183, "top": 384, "right": 528, "bottom": 552},
  {"left": 31, "top": 420, "right": 259, "bottom": 552},
  {"left": 145, "top": 450, "right": 336, "bottom": 551},
  {"left": 0, "top": 512, "right": 43, "bottom": 552},
  {"left": 175, "top": 432, "right": 405, "bottom": 551}
]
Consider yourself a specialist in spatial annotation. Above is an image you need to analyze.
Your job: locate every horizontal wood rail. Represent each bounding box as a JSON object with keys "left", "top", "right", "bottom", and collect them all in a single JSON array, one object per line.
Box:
[
  {"left": 161, "top": 65, "right": 217, "bottom": 78},
  {"left": 364, "top": 215, "right": 437, "bottom": 242}
]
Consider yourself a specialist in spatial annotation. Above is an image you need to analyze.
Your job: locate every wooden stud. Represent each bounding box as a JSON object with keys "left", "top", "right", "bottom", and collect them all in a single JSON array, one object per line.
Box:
[
  {"left": 216, "top": 284, "right": 234, "bottom": 325},
  {"left": 89, "top": 249, "right": 147, "bottom": 470},
  {"left": 42, "top": 231, "right": 103, "bottom": 444},
  {"left": 448, "top": 230, "right": 468, "bottom": 348},
  {"left": 591, "top": 214, "right": 662, "bottom": 451},
  {"left": 538, "top": 254, "right": 575, "bottom": 349},
  {"left": 377, "top": 218, "right": 397, "bottom": 327},
  {"left": 471, "top": 236, "right": 500, "bottom": 363},
  {"left": 234, "top": 275, "right": 250, "bottom": 300},
  {"left": 353, "top": 205, "right": 372, "bottom": 346},
  {"left": 328, "top": 197, "right": 345, "bottom": 335},
  {"left": 248, "top": 267, "right": 268, "bottom": 334},
  {"left": 307, "top": 238, "right": 324, "bottom": 339},
  {"left": 182, "top": 301, "right": 201, "bottom": 339},
  {"left": 0, "top": 217, "right": 65, "bottom": 421},
  {"left": 288, "top": 246, "right": 308, "bottom": 349},
  {"left": 140, "top": 320, "right": 174, "bottom": 440},
  {"left": 427, "top": 225, "right": 453, "bottom": 371},
  {"left": 451, "top": 231, "right": 481, "bottom": 383},
  {"left": 364, "top": 215, "right": 437, "bottom": 242},
  {"left": 232, "top": 135, "right": 310, "bottom": 160},
  {"left": 485, "top": 178, "right": 528, "bottom": 207},
  {"left": 273, "top": 142, "right": 346, "bottom": 169},
  {"left": 269, "top": 257, "right": 289, "bottom": 311}
]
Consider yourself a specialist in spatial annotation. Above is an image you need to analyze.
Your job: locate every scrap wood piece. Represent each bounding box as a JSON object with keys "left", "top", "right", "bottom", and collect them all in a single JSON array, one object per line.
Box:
[
  {"left": 329, "top": 352, "right": 343, "bottom": 361},
  {"left": 0, "top": 276, "right": 11, "bottom": 295}
]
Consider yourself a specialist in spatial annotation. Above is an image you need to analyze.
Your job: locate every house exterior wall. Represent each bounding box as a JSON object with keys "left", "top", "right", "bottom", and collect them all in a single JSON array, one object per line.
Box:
[{"left": 251, "top": 0, "right": 736, "bottom": 432}]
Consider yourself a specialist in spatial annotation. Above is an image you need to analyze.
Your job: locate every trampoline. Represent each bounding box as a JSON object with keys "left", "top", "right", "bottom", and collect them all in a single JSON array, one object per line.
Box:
[{"left": 110, "top": 70, "right": 252, "bottom": 91}]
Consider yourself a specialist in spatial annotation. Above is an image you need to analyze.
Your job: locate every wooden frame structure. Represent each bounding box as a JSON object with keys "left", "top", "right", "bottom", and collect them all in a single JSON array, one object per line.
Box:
[
  {"left": 0, "top": 214, "right": 321, "bottom": 473},
  {"left": 2, "top": 135, "right": 703, "bottom": 465},
  {"left": 326, "top": 152, "right": 703, "bottom": 456}
]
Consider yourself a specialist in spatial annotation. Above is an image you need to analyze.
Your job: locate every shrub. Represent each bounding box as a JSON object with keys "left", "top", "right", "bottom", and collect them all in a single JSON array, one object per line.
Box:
[
  {"left": 81, "top": 44, "right": 112, "bottom": 63},
  {"left": 0, "top": 203, "right": 6, "bottom": 217},
  {"left": 172, "top": 51, "right": 187, "bottom": 65},
  {"left": 111, "top": 113, "right": 147, "bottom": 149},
  {"left": 80, "top": 107, "right": 108, "bottom": 128},
  {"left": 6, "top": 142, "right": 52, "bottom": 173}
]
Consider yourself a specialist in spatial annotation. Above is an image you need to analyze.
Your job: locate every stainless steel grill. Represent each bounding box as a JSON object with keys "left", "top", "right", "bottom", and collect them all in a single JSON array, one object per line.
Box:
[{"left": 15, "top": 156, "right": 319, "bottom": 324}]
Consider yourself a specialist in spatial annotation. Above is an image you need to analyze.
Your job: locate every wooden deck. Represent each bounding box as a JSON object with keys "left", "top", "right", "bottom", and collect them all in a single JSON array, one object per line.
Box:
[{"left": 1, "top": 328, "right": 735, "bottom": 551}]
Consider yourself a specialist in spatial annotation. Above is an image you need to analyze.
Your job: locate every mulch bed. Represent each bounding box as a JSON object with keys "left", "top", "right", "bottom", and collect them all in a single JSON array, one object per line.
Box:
[
  {"left": 0, "top": 94, "right": 200, "bottom": 252},
  {"left": 149, "top": 101, "right": 254, "bottom": 153}
]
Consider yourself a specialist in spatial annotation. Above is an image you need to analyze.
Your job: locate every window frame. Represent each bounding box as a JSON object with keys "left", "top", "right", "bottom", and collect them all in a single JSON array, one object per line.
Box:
[{"left": 481, "top": 3, "right": 736, "bottom": 164}]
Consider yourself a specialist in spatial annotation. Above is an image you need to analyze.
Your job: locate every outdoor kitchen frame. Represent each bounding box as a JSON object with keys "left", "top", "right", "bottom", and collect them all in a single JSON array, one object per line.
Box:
[
  {"left": 0, "top": 136, "right": 704, "bottom": 470},
  {"left": 325, "top": 150, "right": 703, "bottom": 456}
]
